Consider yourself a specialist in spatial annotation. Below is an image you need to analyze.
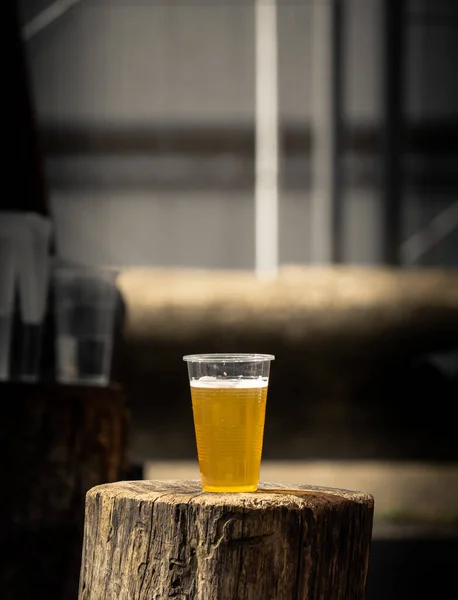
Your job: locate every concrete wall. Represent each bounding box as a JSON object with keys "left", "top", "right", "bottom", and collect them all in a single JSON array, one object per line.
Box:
[{"left": 20, "top": 0, "right": 458, "bottom": 268}]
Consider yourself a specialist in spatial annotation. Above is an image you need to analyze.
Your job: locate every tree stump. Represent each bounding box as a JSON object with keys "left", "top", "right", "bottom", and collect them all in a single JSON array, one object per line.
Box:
[
  {"left": 0, "top": 382, "right": 129, "bottom": 600},
  {"left": 79, "top": 479, "right": 374, "bottom": 600}
]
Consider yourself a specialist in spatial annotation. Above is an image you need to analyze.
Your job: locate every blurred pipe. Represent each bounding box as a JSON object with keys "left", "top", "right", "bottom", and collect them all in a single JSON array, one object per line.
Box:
[
  {"left": 22, "top": 0, "right": 82, "bottom": 41},
  {"left": 401, "top": 201, "right": 458, "bottom": 264},
  {"left": 331, "top": 0, "right": 343, "bottom": 263},
  {"left": 310, "top": 0, "right": 343, "bottom": 264},
  {"left": 255, "top": 0, "right": 279, "bottom": 279}
]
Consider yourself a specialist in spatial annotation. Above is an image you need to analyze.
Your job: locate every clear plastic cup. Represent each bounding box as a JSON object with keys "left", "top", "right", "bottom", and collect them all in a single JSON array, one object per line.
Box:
[
  {"left": 0, "top": 237, "right": 16, "bottom": 381},
  {"left": 183, "top": 353, "right": 275, "bottom": 492},
  {"left": 0, "top": 213, "right": 52, "bottom": 382},
  {"left": 16, "top": 215, "right": 52, "bottom": 382},
  {"left": 53, "top": 266, "right": 118, "bottom": 386}
]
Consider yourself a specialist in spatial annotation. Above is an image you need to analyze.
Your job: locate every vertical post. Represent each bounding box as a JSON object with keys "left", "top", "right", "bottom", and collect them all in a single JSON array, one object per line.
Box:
[
  {"left": 381, "top": 0, "right": 404, "bottom": 265},
  {"left": 331, "top": 0, "right": 344, "bottom": 263},
  {"left": 3, "top": 0, "right": 48, "bottom": 215},
  {"left": 255, "top": 0, "right": 279, "bottom": 279},
  {"left": 310, "top": 0, "right": 343, "bottom": 264}
]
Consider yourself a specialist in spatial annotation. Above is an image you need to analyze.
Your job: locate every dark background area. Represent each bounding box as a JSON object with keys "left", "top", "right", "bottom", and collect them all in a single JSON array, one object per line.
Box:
[{"left": 5, "top": 0, "right": 458, "bottom": 598}]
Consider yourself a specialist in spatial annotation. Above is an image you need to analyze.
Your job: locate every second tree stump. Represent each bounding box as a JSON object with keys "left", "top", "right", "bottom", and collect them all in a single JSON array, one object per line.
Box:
[{"left": 0, "top": 382, "right": 128, "bottom": 600}]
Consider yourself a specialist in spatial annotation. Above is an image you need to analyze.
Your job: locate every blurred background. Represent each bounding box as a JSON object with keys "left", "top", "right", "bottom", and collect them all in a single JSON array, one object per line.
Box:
[{"left": 3, "top": 0, "right": 458, "bottom": 598}]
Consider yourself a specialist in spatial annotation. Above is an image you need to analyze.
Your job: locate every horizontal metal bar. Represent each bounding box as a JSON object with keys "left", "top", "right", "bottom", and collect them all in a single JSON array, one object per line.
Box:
[
  {"left": 43, "top": 153, "right": 458, "bottom": 192},
  {"left": 38, "top": 122, "right": 458, "bottom": 156}
]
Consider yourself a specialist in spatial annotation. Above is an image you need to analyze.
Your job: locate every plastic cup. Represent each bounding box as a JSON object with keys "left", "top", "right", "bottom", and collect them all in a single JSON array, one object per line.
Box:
[
  {"left": 53, "top": 266, "right": 118, "bottom": 386},
  {"left": 0, "top": 237, "right": 16, "bottom": 381},
  {"left": 183, "top": 353, "right": 275, "bottom": 492},
  {"left": 15, "top": 215, "right": 52, "bottom": 382},
  {"left": 0, "top": 213, "right": 52, "bottom": 382}
]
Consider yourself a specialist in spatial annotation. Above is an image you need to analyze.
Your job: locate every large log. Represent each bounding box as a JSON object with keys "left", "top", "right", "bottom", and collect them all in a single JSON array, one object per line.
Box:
[
  {"left": 79, "top": 479, "right": 374, "bottom": 599},
  {"left": 115, "top": 266, "right": 458, "bottom": 461},
  {"left": 0, "top": 382, "right": 128, "bottom": 600}
]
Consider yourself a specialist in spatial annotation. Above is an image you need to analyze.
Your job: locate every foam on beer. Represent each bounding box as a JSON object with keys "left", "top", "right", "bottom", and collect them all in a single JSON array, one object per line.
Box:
[{"left": 190, "top": 376, "right": 268, "bottom": 388}]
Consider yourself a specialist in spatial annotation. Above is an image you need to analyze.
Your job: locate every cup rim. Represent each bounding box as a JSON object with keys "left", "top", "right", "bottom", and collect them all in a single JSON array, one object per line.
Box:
[{"left": 183, "top": 353, "right": 275, "bottom": 363}]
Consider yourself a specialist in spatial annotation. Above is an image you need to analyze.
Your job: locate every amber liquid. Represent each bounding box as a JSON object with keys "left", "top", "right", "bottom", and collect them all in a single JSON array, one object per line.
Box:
[{"left": 191, "top": 378, "right": 268, "bottom": 492}]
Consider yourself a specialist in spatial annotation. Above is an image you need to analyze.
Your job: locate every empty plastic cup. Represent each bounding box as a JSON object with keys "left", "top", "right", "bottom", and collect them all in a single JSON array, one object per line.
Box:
[
  {"left": 0, "top": 237, "right": 15, "bottom": 380},
  {"left": 17, "top": 214, "right": 52, "bottom": 382},
  {"left": 0, "top": 213, "right": 52, "bottom": 382},
  {"left": 53, "top": 266, "right": 118, "bottom": 386}
]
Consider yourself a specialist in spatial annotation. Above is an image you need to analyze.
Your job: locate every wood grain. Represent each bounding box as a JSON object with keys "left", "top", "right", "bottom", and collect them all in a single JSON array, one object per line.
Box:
[{"left": 79, "top": 479, "right": 374, "bottom": 600}]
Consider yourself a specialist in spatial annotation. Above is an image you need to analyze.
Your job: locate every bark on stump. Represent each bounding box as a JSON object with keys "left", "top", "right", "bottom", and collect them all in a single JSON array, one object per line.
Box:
[
  {"left": 0, "top": 382, "right": 129, "bottom": 600},
  {"left": 79, "top": 479, "right": 374, "bottom": 600}
]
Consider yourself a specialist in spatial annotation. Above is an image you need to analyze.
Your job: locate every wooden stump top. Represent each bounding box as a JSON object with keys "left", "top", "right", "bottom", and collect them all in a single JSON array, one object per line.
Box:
[{"left": 86, "top": 478, "right": 374, "bottom": 509}]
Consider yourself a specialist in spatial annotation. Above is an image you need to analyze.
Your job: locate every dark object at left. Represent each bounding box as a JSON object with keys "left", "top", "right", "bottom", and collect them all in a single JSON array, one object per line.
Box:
[{"left": 0, "top": 382, "right": 128, "bottom": 600}]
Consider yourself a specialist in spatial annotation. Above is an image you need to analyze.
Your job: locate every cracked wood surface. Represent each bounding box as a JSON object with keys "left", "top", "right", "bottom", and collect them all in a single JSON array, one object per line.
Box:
[{"left": 78, "top": 479, "right": 374, "bottom": 600}]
